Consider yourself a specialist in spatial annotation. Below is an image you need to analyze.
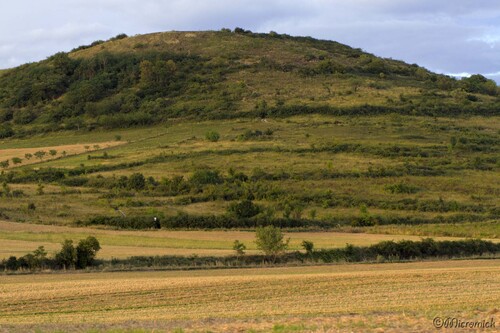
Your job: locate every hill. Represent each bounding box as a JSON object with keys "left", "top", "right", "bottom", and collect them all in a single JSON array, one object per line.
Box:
[
  {"left": 0, "top": 29, "right": 499, "bottom": 138},
  {"left": 0, "top": 29, "right": 498, "bottom": 259}
]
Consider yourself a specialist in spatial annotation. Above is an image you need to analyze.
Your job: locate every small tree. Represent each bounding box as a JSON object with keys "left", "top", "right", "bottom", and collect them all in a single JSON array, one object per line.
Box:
[
  {"left": 24, "top": 153, "right": 33, "bottom": 160},
  {"left": 76, "top": 236, "right": 101, "bottom": 269},
  {"left": 6, "top": 256, "right": 18, "bottom": 270},
  {"left": 255, "top": 226, "right": 290, "bottom": 260},
  {"left": 233, "top": 240, "right": 246, "bottom": 256},
  {"left": 227, "top": 200, "right": 261, "bottom": 219},
  {"left": 12, "top": 157, "right": 22, "bottom": 165},
  {"left": 205, "top": 130, "right": 220, "bottom": 142},
  {"left": 301, "top": 240, "right": 314, "bottom": 255},
  {"left": 55, "top": 240, "right": 77, "bottom": 269},
  {"left": 32, "top": 246, "right": 47, "bottom": 269},
  {"left": 34, "top": 150, "right": 46, "bottom": 160},
  {"left": 128, "top": 173, "right": 146, "bottom": 190},
  {"left": 0, "top": 160, "right": 9, "bottom": 169},
  {"left": 49, "top": 149, "right": 57, "bottom": 157}
]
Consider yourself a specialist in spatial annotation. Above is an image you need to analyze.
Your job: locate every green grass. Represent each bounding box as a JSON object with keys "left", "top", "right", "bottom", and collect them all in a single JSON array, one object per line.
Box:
[{"left": 1, "top": 115, "right": 498, "bottom": 240}]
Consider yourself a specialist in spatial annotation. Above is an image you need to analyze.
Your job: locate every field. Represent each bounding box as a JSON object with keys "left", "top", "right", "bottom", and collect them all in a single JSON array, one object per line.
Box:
[{"left": 0, "top": 260, "right": 498, "bottom": 332}]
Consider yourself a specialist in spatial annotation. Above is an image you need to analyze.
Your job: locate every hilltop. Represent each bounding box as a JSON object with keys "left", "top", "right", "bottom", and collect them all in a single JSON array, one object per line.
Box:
[{"left": 0, "top": 29, "right": 499, "bottom": 138}]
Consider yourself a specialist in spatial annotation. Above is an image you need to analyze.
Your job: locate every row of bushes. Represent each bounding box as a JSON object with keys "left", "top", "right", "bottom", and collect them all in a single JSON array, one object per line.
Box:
[
  {"left": 64, "top": 239, "right": 500, "bottom": 271},
  {"left": 78, "top": 212, "right": 490, "bottom": 230},
  {"left": 3, "top": 238, "right": 497, "bottom": 272}
]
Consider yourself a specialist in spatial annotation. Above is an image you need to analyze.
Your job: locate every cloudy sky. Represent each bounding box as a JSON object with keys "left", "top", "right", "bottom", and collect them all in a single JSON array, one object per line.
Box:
[{"left": 1, "top": 0, "right": 499, "bottom": 82}]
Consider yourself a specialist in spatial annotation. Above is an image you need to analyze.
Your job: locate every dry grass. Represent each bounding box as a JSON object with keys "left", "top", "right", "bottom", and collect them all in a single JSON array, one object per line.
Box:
[{"left": 0, "top": 260, "right": 498, "bottom": 332}]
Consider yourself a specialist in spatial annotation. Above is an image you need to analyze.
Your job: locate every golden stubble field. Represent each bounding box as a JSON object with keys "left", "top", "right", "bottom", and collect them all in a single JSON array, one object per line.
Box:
[{"left": 0, "top": 260, "right": 498, "bottom": 332}]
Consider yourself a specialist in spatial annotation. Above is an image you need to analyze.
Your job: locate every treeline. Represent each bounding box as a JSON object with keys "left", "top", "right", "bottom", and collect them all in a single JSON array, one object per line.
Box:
[
  {"left": 2, "top": 238, "right": 498, "bottom": 272},
  {"left": 78, "top": 212, "right": 491, "bottom": 230},
  {"left": 0, "top": 236, "right": 100, "bottom": 271}
]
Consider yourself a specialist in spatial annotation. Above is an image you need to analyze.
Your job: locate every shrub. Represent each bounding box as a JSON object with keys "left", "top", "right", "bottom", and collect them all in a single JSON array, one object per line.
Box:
[
  {"left": 127, "top": 173, "right": 146, "bottom": 190},
  {"left": 227, "top": 200, "right": 261, "bottom": 219},
  {"left": 301, "top": 240, "right": 314, "bottom": 255},
  {"left": 190, "top": 170, "right": 222, "bottom": 185},
  {"left": 233, "top": 240, "right": 246, "bottom": 256},
  {"left": 385, "top": 182, "right": 420, "bottom": 194},
  {"left": 0, "top": 124, "right": 14, "bottom": 139},
  {"left": 205, "top": 130, "right": 220, "bottom": 142}
]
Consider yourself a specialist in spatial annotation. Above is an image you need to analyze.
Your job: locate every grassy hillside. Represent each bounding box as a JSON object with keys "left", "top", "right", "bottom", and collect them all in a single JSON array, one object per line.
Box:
[
  {"left": 0, "top": 114, "right": 498, "bottom": 241},
  {"left": 0, "top": 29, "right": 498, "bottom": 139}
]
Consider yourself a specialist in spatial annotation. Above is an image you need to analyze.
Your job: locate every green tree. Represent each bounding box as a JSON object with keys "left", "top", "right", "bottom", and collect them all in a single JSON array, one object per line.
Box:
[
  {"left": 0, "top": 160, "right": 9, "bottom": 169},
  {"left": 233, "top": 240, "right": 246, "bottom": 256},
  {"left": 49, "top": 149, "right": 57, "bottom": 157},
  {"left": 228, "top": 200, "right": 261, "bottom": 219},
  {"left": 255, "top": 226, "right": 290, "bottom": 259},
  {"left": 24, "top": 153, "right": 33, "bottom": 160},
  {"left": 12, "top": 157, "right": 22, "bottom": 165},
  {"left": 34, "top": 150, "right": 46, "bottom": 160},
  {"left": 55, "top": 239, "right": 77, "bottom": 269},
  {"left": 76, "top": 236, "right": 101, "bottom": 268},
  {"left": 301, "top": 240, "right": 314, "bottom": 255},
  {"left": 0, "top": 124, "right": 14, "bottom": 139},
  {"left": 128, "top": 173, "right": 146, "bottom": 190}
]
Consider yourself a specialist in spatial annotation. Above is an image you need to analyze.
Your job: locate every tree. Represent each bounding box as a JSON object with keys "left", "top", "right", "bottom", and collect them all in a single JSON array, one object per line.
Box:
[
  {"left": 12, "top": 157, "right": 22, "bottom": 165},
  {"left": 6, "top": 256, "right": 19, "bottom": 270},
  {"left": 55, "top": 240, "right": 77, "bottom": 269},
  {"left": 127, "top": 173, "right": 145, "bottom": 190},
  {"left": 227, "top": 200, "right": 261, "bottom": 219},
  {"left": 0, "top": 160, "right": 9, "bottom": 169},
  {"left": 76, "top": 236, "right": 101, "bottom": 268},
  {"left": 0, "top": 124, "right": 14, "bottom": 139},
  {"left": 301, "top": 240, "right": 314, "bottom": 255},
  {"left": 31, "top": 246, "right": 47, "bottom": 269},
  {"left": 49, "top": 149, "right": 57, "bottom": 157},
  {"left": 34, "top": 150, "right": 46, "bottom": 160},
  {"left": 233, "top": 240, "right": 246, "bottom": 256},
  {"left": 255, "top": 226, "right": 290, "bottom": 259},
  {"left": 24, "top": 153, "right": 33, "bottom": 160}
]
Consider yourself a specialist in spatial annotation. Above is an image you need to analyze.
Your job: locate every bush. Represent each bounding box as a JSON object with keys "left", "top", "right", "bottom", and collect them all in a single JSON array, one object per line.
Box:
[
  {"left": 227, "top": 200, "right": 261, "bottom": 218},
  {"left": 205, "top": 130, "right": 220, "bottom": 142},
  {"left": 128, "top": 173, "right": 146, "bottom": 190},
  {"left": 0, "top": 124, "right": 14, "bottom": 139},
  {"left": 190, "top": 170, "right": 223, "bottom": 185}
]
